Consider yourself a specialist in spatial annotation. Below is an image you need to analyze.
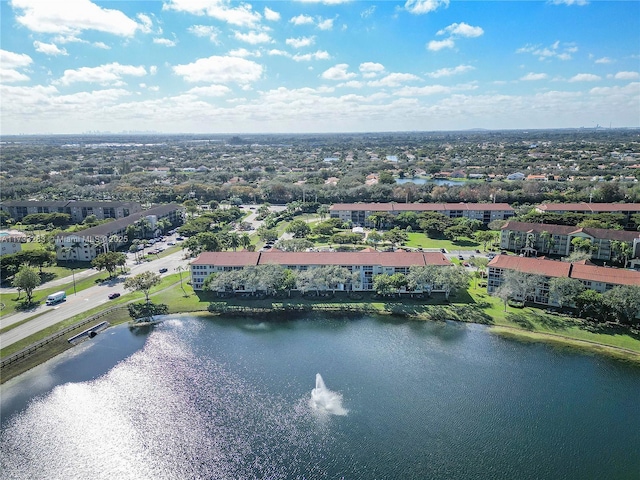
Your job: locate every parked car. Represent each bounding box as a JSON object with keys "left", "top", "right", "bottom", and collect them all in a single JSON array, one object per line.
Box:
[
  {"left": 108, "top": 292, "right": 121, "bottom": 300},
  {"left": 458, "top": 255, "right": 464, "bottom": 260},
  {"left": 159, "top": 268, "right": 168, "bottom": 274},
  {"left": 167, "top": 242, "right": 175, "bottom": 246}
]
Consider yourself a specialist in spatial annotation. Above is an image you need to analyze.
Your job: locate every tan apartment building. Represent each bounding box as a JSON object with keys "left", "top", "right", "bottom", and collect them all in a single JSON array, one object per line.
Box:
[
  {"left": 190, "top": 250, "right": 451, "bottom": 292},
  {"left": 499, "top": 221, "right": 640, "bottom": 262},
  {"left": 329, "top": 202, "right": 515, "bottom": 228}
]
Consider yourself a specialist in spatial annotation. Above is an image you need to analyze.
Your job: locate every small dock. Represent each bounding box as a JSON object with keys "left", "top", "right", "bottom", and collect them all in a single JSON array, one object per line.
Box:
[{"left": 67, "top": 321, "right": 110, "bottom": 344}]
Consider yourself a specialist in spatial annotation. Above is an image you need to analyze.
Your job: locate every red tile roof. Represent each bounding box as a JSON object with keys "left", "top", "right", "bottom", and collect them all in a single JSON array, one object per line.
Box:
[
  {"left": 489, "top": 254, "right": 640, "bottom": 287},
  {"left": 330, "top": 202, "right": 514, "bottom": 213},
  {"left": 502, "top": 221, "right": 640, "bottom": 241},
  {"left": 488, "top": 255, "right": 572, "bottom": 277},
  {"left": 536, "top": 202, "right": 640, "bottom": 213},
  {"left": 570, "top": 263, "right": 640, "bottom": 286},
  {"left": 192, "top": 250, "right": 451, "bottom": 268},
  {"left": 191, "top": 251, "right": 260, "bottom": 266}
]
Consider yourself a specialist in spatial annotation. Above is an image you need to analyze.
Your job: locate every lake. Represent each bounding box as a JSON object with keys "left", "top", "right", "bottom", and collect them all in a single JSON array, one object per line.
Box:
[{"left": 1, "top": 314, "right": 639, "bottom": 479}]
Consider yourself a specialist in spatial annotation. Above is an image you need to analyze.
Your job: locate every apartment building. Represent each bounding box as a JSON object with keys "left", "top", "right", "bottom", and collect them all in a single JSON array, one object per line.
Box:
[
  {"left": 499, "top": 221, "right": 640, "bottom": 262},
  {"left": 487, "top": 255, "right": 640, "bottom": 306},
  {"left": 55, "top": 204, "right": 184, "bottom": 261},
  {"left": 535, "top": 202, "right": 640, "bottom": 229},
  {"left": 0, "top": 200, "right": 142, "bottom": 223},
  {"left": 329, "top": 203, "right": 514, "bottom": 228},
  {"left": 190, "top": 250, "right": 451, "bottom": 292}
]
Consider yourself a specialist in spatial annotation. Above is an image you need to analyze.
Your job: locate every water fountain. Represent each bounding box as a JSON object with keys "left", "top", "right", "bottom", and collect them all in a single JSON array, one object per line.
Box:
[{"left": 310, "top": 373, "right": 347, "bottom": 416}]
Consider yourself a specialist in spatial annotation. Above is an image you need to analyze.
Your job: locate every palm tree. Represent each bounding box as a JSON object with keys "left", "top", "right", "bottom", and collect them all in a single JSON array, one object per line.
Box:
[
  {"left": 176, "top": 265, "right": 188, "bottom": 296},
  {"left": 240, "top": 233, "right": 251, "bottom": 250},
  {"left": 540, "top": 231, "right": 551, "bottom": 254},
  {"left": 227, "top": 232, "right": 240, "bottom": 251}
]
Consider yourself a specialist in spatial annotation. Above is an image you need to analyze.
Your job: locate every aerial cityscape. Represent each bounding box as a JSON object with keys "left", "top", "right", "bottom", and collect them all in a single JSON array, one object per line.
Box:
[{"left": 1, "top": 0, "right": 640, "bottom": 479}]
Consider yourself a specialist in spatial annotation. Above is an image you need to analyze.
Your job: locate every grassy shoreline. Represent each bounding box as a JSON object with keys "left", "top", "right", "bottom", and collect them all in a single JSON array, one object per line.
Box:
[{"left": 2, "top": 281, "right": 640, "bottom": 384}]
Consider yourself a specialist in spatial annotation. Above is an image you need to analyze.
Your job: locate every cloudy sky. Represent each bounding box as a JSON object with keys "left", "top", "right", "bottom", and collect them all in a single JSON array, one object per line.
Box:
[{"left": 1, "top": 0, "right": 638, "bottom": 135}]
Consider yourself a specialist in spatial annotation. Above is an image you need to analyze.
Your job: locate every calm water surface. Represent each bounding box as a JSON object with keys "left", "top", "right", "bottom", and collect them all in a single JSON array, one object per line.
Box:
[{"left": 1, "top": 315, "right": 639, "bottom": 479}]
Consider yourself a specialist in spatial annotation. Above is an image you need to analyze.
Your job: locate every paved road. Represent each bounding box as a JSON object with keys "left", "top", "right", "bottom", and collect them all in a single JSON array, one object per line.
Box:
[{"left": 0, "top": 249, "right": 190, "bottom": 349}]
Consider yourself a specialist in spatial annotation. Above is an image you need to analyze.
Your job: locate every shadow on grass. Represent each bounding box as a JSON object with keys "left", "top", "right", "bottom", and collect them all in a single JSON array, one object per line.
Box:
[
  {"left": 15, "top": 300, "right": 41, "bottom": 312},
  {"left": 452, "top": 239, "right": 480, "bottom": 248},
  {"left": 506, "top": 312, "right": 535, "bottom": 330},
  {"left": 39, "top": 272, "right": 56, "bottom": 284}
]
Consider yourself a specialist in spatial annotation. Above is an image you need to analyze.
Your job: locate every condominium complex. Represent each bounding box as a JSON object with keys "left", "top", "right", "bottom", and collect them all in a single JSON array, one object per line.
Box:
[
  {"left": 535, "top": 202, "right": 640, "bottom": 229},
  {"left": 55, "top": 204, "right": 184, "bottom": 262},
  {"left": 190, "top": 250, "right": 451, "bottom": 292},
  {"left": 487, "top": 255, "right": 640, "bottom": 306},
  {"left": 499, "top": 221, "right": 640, "bottom": 262},
  {"left": 1, "top": 200, "right": 142, "bottom": 223},
  {"left": 330, "top": 202, "right": 515, "bottom": 227}
]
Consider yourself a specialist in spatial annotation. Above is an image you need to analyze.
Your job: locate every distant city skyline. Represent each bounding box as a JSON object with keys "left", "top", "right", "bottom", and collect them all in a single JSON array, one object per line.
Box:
[{"left": 1, "top": 0, "right": 639, "bottom": 135}]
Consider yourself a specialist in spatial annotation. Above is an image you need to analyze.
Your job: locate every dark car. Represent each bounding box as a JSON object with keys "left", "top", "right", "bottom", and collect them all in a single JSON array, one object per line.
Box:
[
  {"left": 108, "top": 292, "right": 121, "bottom": 300},
  {"left": 159, "top": 268, "right": 168, "bottom": 274}
]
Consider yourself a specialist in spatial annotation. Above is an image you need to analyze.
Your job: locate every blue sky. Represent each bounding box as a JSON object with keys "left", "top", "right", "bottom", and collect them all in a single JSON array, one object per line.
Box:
[{"left": 1, "top": 0, "right": 638, "bottom": 134}]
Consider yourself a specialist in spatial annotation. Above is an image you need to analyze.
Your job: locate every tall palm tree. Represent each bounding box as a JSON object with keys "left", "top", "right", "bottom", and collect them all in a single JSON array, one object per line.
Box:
[
  {"left": 240, "top": 233, "right": 251, "bottom": 250},
  {"left": 227, "top": 232, "right": 240, "bottom": 252},
  {"left": 540, "top": 231, "right": 551, "bottom": 254}
]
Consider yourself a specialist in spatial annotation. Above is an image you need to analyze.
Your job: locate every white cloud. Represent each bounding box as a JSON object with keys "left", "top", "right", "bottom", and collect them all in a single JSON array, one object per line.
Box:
[
  {"left": 517, "top": 42, "right": 576, "bottom": 61},
  {"left": 56, "top": 62, "right": 147, "bottom": 86},
  {"left": 0, "top": 69, "right": 31, "bottom": 83},
  {"left": 173, "top": 55, "right": 263, "bottom": 84},
  {"left": 361, "top": 6, "right": 376, "bottom": 18},
  {"left": 321, "top": 64, "right": 356, "bottom": 80},
  {"left": 93, "top": 42, "right": 110, "bottom": 50},
  {"left": 293, "top": 50, "right": 330, "bottom": 61},
  {"left": 268, "top": 49, "right": 290, "bottom": 57},
  {"left": 136, "top": 13, "right": 154, "bottom": 34},
  {"left": 0, "top": 49, "right": 33, "bottom": 83},
  {"left": 549, "top": 0, "right": 588, "bottom": 5},
  {"left": 569, "top": 73, "right": 601, "bottom": 82},
  {"left": 149, "top": 66, "right": 158, "bottom": 75},
  {"left": 368, "top": 72, "right": 421, "bottom": 87},
  {"left": 153, "top": 38, "right": 177, "bottom": 47},
  {"left": 394, "top": 84, "right": 452, "bottom": 96},
  {"left": 427, "top": 39, "right": 454, "bottom": 51},
  {"left": 229, "top": 48, "right": 261, "bottom": 58},
  {"left": 437, "top": 22, "right": 484, "bottom": 38},
  {"left": 290, "top": 14, "right": 314, "bottom": 25},
  {"left": 33, "top": 41, "right": 68, "bottom": 56},
  {"left": 264, "top": 7, "right": 280, "bottom": 21},
  {"left": 359, "top": 62, "right": 385, "bottom": 78},
  {"left": 12, "top": 0, "right": 142, "bottom": 36},
  {"left": 286, "top": 36, "right": 315, "bottom": 48},
  {"left": 317, "top": 18, "right": 334, "bottom": 30},
  {"left": 521, "top": 72, "right": 548, "bottom": 81},
  {"left": 188, "top": 25, "right": 220, "bottom": 43},
  {"left": 294, "top": 0, "right": 350, "bottom": 4},
  {"left": 427, "top": 65, "right": 474, "bottom": 78},
  {"left": 234, "top": 31, "right": 272, "bottom": 44},
  {"left": 186, "top": 85, "right": 232, "bottom": 97},
  {"left": 163, "top": 0, "right": 262, "bottom": 28},
  {"left": 338, "top": 80, "right": 364, "bottom": 88},
  {"left": 595, "top": 57, "right": 613, "bottom": 64},
  {"left": 613, "top": 71, "right": 639, "bottom": 80},
  {"left": 405, "top": 0, "right": 449, "bottom": 14},
  {"left": 1, "top": 49, "right": 33, "bottom": 68}
]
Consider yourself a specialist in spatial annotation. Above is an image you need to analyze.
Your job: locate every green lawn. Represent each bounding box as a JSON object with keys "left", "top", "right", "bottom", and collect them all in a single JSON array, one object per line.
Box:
[{"left": 405, "top": 232, "right": 481, "bottom": 251}]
